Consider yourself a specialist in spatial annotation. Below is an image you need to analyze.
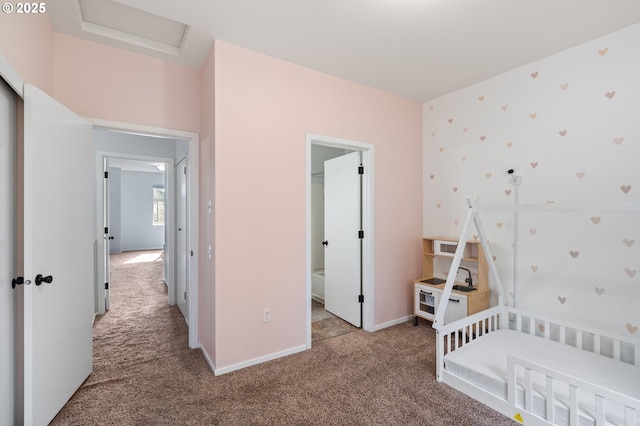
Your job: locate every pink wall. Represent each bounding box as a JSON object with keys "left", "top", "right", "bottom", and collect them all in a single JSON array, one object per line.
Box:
[
  {"left": 213, "top": 41, "right": 422, "bottom": 369},
  {"left": 53, "top": 33, "right": 201, "bottom": 133},
  {"left": 199, "top": 45, "right": 216, "bottom": 362},
  {"left": 0, "top": 12, "right": 54, "bottom": 94}
]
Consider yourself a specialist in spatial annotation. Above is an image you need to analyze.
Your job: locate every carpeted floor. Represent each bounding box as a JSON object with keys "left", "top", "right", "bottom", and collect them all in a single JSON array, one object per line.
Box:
[
  {"left": 51, "top": 250, "right": 517, "bottom": 425},
  {"left": 311, "top": 300, "right": 358, "bottom": 343}
]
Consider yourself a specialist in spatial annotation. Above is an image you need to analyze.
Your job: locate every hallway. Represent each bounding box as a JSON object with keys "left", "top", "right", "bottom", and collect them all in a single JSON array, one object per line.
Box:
[{"left": 52, "top": 250, "right": 201, "bottom": 423}]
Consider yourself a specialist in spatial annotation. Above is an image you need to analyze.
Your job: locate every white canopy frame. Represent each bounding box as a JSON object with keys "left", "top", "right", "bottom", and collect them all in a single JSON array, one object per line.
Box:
[{"left": 432, "top": 196, "right": 640, "bottom": 330}]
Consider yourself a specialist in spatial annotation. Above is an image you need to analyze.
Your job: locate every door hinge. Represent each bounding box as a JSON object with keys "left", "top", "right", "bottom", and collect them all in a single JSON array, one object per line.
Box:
[
  {"left": 190, "top": 250, "right": 194, "bottom": 257},
  {"left": 358, "top": 165, "right": 364, "bottom": 175},
  {"left": 104, "top": 171, "right": 109, "bottom": 178},
  {"left": 184, "top": 166, "right": 187, "bottom": 175},
  {"left": 105, "top": 282, "right": 109, "bottom": 290},
  {"left": 358, "top": 294, "right": 364, "bottom": 303},
  {"left": 358, "top": 230, "right": 364, "bottom": 239},
  {"left": 104, "top": 227, "right": 109, "bottom": 234},
  {"left": 184, "top": 291, "right": 187, "bottom": 300}
]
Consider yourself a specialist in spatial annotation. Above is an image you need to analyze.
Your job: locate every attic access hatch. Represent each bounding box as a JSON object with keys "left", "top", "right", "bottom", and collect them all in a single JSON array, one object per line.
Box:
[{"left": 78, "top": 0, "right": 189, "bottom": 55}]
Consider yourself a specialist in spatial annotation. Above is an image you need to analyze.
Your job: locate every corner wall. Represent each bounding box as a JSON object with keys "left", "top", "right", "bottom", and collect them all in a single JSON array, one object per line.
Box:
[
  {"left": 199, "top": 45, "right": 216, "bottom": 366},
  {"left": 423, "top": 24, "right": 640, "bottom": 336}
]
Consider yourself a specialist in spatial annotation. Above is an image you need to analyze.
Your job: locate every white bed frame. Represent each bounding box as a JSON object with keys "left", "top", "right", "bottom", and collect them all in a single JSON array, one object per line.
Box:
[{"left": 432, "top": 197, "right": 640, "bottom": 426}]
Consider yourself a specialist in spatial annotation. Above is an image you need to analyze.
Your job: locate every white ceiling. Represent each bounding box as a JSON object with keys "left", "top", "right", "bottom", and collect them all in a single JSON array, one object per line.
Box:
[
  {"left": 47, "top": 0, "right": 640, "bottom": 102},
  {"left": 109, "top": 158, "right": 164, "bottom": 173}
]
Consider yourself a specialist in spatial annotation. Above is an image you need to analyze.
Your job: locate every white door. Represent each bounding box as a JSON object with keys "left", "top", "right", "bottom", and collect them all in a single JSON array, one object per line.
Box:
[
  {"left": 324, "top": 152, "right": 361, "bottom": 327},
  {"left": 103, "top": 157, "right": 111, "bottom": 311},
  {"left": 18, "top": 85, "right": 94, "bottom": 425},
  {"left": 176, "top": 160, "right": 188, "bottom": 318}
]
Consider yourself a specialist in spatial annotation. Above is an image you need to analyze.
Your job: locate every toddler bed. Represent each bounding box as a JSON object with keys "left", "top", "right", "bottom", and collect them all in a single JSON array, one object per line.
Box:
[{"left": 431, "top": 197, "right": 640, "bottom": 426}]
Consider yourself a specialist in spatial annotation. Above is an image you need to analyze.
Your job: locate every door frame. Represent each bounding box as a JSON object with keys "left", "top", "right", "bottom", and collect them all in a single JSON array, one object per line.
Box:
[
  {"left": 305, "top": 134, "right": 375, "bottom": 348},
  {"left": 92, "top": 118, "right": 200, "bottom": 349},
  {"left": 0, "top": 53, "right": 21, "bottom": 426}
]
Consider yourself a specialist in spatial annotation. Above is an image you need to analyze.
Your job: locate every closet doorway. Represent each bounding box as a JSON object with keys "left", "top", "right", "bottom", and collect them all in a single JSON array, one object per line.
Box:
[{"left": 306, "top": 135, "right": 375, "bottom": 348}]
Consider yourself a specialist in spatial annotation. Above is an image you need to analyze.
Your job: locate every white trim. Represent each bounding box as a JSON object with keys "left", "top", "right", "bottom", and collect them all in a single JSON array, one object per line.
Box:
[
  {"left": 311, "top": 295, "right": 325, "bottom": 304},
  {"left": 305, "top": 134, "right": 375, "bottom": 349},
  {"left": 374, "top": 316, "right": 414, "bottom": 331},
  {"left": 476, "top": 201, "right": 640, "bottom": 213},
  {"left": 199, "top": 345, "right": 216, "bottom": 375},
  {"left": 0, "top": 51, "right": 24, "bottom": 98},
  {"left": 89, "top": 118, "right": 200, "bottom": 349},
  {"left": 213, "top": 345, "right": 307, "bottom": 376}
]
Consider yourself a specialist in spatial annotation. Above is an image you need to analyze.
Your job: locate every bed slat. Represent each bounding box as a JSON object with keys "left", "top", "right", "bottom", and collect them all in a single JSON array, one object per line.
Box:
[
  {"left": 595, "top": 395, "right": 605, "bottom": 426},
  {"left": 570, "top": 385, "right": 578, "bottom": 426},
  {"left": 625, "top": 406, "right": 636, "bottom": 426},
  {"left": 613, "top": 340, "right": 621, "bottom": 361},
  {"left": 524, "top": 368, "right": 533, "bottom": 410},
  {"left": 507, "top": 360, "right": 516, "bottom": 406},
  {"left": 545, "top": 375, "right": 555, "bottom": 422},
  {"left": 577, "top": 330, "right": 583, "bottom": 350}
]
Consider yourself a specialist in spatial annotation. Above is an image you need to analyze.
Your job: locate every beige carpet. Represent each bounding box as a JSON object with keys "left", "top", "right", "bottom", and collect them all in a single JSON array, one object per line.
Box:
[
  {"left": 311, "top": 300, "right": 358, "bottom": 343},
  {"left": 52, "top": 250, "right": 517, "bottom": 425}
]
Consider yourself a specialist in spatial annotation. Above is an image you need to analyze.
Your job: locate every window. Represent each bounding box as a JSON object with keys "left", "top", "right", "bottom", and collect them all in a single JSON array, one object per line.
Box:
[{"left": 153, "top": 186, "right": 165, "bottom": 225}]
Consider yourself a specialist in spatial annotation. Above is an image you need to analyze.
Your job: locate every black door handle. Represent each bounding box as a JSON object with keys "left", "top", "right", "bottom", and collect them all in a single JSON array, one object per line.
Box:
[
  {"left": 35, "top": 274, "right": 53, "bottom": 286},
  {"left": 108, "top": 236, "right": 114, "bottom": 240},
  {"left": 322, "top": 241, "right": 328, "bottom": 246},
  {"left": 12, "top": 277, "right": 32, "bottom": 289}
]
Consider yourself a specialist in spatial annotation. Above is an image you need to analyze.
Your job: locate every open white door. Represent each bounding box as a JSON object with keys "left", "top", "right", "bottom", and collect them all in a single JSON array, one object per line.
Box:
[
  {"left": 324, "top": 151, "right": 361, "bottom": 327},
  {"left": 18, "top": 85, "right": 94, "bottom": 425},
  {"left": 176, "top": 160, "right": 188, "bottom": 319},
  {"left": 103, "top": 157, "right": 111, "bottom": 311}
]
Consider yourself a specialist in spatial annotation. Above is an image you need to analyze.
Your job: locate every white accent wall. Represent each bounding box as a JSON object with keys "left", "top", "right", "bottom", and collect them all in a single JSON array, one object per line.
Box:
[{"left": 423, "top": 24, "right": 640, "bottom": 336}]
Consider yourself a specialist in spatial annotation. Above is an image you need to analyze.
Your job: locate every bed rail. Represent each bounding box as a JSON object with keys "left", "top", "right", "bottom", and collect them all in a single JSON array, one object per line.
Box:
[
  {"left": 435, "top": 305, "right": 505, "bottom": 381},
  {"left": 506, "top": 307, "right": 640, "bottom": 366},
  {"left": 507, "top": 354, "right": 640, "bottom": 426}
]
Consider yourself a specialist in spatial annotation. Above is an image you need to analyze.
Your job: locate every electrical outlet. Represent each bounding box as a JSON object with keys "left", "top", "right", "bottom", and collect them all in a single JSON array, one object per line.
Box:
[{"left": 263, "top": 308, "right": 271, "bottom": 323}]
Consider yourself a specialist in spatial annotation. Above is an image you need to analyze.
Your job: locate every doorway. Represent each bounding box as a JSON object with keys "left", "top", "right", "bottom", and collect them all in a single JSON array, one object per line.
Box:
[
  {"left": 92, "top": 122, "right": 199, "bottom": 349},
  {"left": 103, "top": 157, "right": 169, "bottom": 314},
  {"left": 306, "top": 134, "right": 375, "bottom": 348}
]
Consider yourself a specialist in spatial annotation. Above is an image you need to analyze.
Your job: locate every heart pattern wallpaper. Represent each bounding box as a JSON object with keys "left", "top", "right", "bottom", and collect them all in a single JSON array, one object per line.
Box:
[{"left": 423, "top": 24, "right": 639, "bottom": 336}]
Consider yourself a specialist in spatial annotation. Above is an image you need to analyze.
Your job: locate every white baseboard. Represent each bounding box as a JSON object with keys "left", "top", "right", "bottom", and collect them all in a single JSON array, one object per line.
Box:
[
  {"left": 200, "top": 345, "right": 216, "bottom": 374},
  {"left": 213, "top": 344, "right": 307, "bottom": 376},
  {"left": 311, "top": 294, "right": 325, "bottom": 304},
  {"left": 374, "top": 315, "right": 414, "bottom": 331}
]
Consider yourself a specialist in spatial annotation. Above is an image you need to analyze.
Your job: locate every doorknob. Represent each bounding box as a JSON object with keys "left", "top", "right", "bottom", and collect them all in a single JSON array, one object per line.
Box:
[
  {"left": 322, "top": 241, "right": 328, "bottom": 246},
  {"left": 11, "top": 277, "right": 32, "bottom": 289},
  {"left": 35, "top": 274, "right": 53, "bottom": 286}
]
